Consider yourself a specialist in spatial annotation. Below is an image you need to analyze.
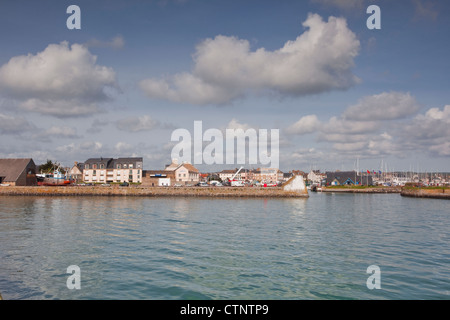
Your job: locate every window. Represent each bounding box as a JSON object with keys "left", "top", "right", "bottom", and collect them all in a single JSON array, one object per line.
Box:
[
  {"left": 129, "top": 175, "right": 133, "bottom": 181},
  {"left": 129, "top": 164, "right": 133, "bottom": 169},
  {"left": 129, "top": 170, "right": 132, "bottom": 175},
  {"left": 85, "top": 164, "right": 89, "bottom": 169},
  {"left": 117, "top": 164, "right": 121, "bottom": 169},
  {"left": 123, "top": 164, "right": 127, "bottom": 169},
  {"left": 92, "top": 164, "right": 97, "bottom": 169},
  {"left": 100, "top": 164, "right": 104, "bottom": 169},
  {"left": 93, "top": 170, "right": 96, "bottom": 175}
]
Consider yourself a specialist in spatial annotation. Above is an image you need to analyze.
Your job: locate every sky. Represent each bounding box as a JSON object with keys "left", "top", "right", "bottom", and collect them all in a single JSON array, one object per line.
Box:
[{"left": 0, "top": 0, "right": 449, "bottom": 173}]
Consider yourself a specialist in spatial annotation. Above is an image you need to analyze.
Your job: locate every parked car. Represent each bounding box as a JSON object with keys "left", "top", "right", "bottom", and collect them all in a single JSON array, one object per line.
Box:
[{"left": 120, "top": 182, "right": 129, "bottom": 187}]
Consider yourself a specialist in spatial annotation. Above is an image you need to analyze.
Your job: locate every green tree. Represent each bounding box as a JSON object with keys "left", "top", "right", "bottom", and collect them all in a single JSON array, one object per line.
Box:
[{"left": 39, "top": 160, "right": 65, "bottom": 174}]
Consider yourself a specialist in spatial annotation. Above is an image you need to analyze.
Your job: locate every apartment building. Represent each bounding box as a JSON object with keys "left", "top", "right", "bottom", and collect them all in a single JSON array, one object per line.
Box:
[{"left": 83, "top": 157, "right": 143, "bottom": 184}]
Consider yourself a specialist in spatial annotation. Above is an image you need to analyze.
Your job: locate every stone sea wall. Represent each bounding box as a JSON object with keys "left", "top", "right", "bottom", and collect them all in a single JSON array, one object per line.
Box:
[
  {"left": 0, "top": 186, "right": 309, "bottom": 198},
  {"left": 400, "top": 188, "right": 449, "bottom": 200},
  {"left": 320, "top": 187, "right": 402, "bottom": 193}
]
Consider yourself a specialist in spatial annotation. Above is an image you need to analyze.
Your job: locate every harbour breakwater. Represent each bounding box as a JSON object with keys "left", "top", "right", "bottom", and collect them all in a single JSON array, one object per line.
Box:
[
  {"left": 319, "top": 186, "right": 449, "bottom": 199},
  {"left": 320, "top": 187, "right": 402, "bottom": 193},
  {"left": 400, "top": 188, "right": 449, "bottom": 200},
  {"left": 0, "top": 185, "right": 309, "bottom": 198}
]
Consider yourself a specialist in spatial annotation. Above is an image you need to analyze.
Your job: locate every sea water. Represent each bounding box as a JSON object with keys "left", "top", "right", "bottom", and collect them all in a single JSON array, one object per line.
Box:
[{"left": 0, "top": 193, "right": 449, "bottom": 300}]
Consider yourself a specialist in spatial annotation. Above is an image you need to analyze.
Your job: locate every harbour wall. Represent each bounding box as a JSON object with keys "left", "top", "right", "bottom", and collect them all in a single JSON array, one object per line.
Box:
[
  {"left": 320, "top": 187, "right": 402, "bottom": 193},
  {"left": 400, "top": 188, "right": 449, "bottom": 200},
  {"left": 0, "top": 185, "right": 309, "bottom": 198}
]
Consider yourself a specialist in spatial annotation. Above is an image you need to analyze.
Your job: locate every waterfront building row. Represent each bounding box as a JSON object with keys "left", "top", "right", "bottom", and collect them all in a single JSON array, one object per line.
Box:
[{"left": 1, "top": 157, "right": 448, "bottom": 187}]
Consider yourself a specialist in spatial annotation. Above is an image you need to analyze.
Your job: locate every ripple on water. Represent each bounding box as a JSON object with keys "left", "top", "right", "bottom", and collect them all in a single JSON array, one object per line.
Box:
[{"left": 0, "top": 195, "right": 449, "bottom": 299}]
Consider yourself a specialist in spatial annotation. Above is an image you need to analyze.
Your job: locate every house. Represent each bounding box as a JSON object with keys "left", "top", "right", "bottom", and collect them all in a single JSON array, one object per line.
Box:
[
  {"left": 83, "top": 157, "right": 143, "bottom": 184},
  {"left": 0, "top": 158, "right": 37, "bottom": 186},
  {"left": 252, "top": 168, "right": 284, "bottom": 184},
  {"left": 307, "top": 170, "right": 324, "bottom": 185},
  {"left": 283, "top": 172, "right": 294, "bottom": 182},
  {"left": 68, "top": 161, "right": 84, "bottom": 184},
  {"left": 218, "top": 169, "right": 239, "bottom": 181},
  {"left": 325, "top": 171, "right": 373, "bottom": 186},
  {"left": 164, "top": 159, "right": 199, "bottom": 184}
]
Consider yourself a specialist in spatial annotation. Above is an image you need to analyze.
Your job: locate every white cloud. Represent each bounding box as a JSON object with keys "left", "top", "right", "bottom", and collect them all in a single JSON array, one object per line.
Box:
[
  {"left": 34, "top": 126, "right": 80, "bottom": 142},
  {"left": 0, "top": 113, "right": 35, "bottom": 134},
  {"left": 226, "top": 118, "right": 254, "bottom": 131},
  {"left": 116, "top": 115, "right": 161, "bottom": 132},
  {"left": 0, "top": 42, "right": 118, "bottom": 117},
  {"left": 55, "top": 141, "right": 104, "bottom": 157},
  {"left": 311, "top": 0, "right": 366, "bottom": 10},
  {"left": 285, "top": 115, "right": 321, "bottom": 135},
  {"left": 114, "top": 142, "right": 134, "bottom": 153},
  {"left": 324, "top": 117, "right": 380, "bottom": 135},
  {"left": 286, "top": 93, "right": 450, "bottom": 161},
  {"left": 140, "top": 13, "right": 360, "bottom": 105},
  {"left": 85, "top": 35, "right": 125, "bottom": 49},
  {"left": 18, "top": 98, "right": 102, "bottom": 117},
  {"left": 429, "top": 142, "right": 450, "bottom": 156},
  {"left": 343, "top": 92, "right": 420, "bottom": 121}
]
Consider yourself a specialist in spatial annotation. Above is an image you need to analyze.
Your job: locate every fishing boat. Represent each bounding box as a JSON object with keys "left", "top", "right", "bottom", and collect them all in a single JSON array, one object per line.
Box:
[{"left": 37, "top": 169, "right": 73, "bottom": 186}]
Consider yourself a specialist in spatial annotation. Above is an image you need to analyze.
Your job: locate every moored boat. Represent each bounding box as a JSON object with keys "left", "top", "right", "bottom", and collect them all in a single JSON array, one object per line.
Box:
[{"left": 38, "top": 170, "right": 73, "bottom": 186}]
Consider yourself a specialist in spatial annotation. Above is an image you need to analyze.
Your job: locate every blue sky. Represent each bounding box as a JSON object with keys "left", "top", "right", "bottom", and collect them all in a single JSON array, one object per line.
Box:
[{"left": 0, "top": 0, "right": 449, "bottom": 172}]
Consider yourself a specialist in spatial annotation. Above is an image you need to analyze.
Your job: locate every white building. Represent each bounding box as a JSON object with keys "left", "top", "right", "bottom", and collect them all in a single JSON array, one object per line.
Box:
[
  {"left": 164, "top": 159, "right": 199, "bottom": 184},
  {"left": 83, "top": 157, "right": 143, "bottom": 184}
]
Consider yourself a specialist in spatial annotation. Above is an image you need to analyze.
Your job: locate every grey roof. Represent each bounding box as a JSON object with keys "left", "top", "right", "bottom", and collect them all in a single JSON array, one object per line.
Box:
[
  {"left": 116, "top": 157, "right": 143, "bottom": 162},
  {"left": 325, "top": 171, "right": 373, "bottom": 185},
  {"left": 84, "top": 158, "right": 113, "bottom": 165},
  {"left": 84, "top": 157, "right": 143, "bottom": 169},
  {"left": 0, "top": 158, "right": 35, "bottom": 182}
]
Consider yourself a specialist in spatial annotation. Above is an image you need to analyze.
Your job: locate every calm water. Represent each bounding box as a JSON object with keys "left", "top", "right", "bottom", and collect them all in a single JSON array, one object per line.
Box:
[{"left": 0, "top": 193, "right": 449, "bottom": 300}]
